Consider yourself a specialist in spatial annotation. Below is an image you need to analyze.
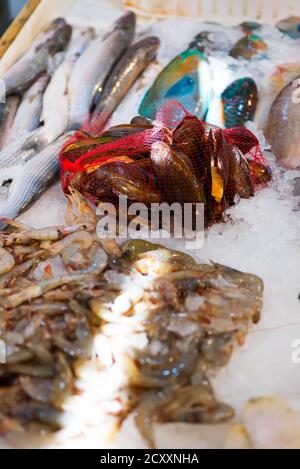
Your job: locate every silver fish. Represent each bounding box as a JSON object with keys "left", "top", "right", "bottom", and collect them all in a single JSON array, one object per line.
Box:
[
  {"left": 68, "top": 11, "right": 136, "bottom": 130},
  {"left": 30, "top": 18, "right": 68, "bottom": 50},
  {"left": 22, "top": 28, "right": 95, "bottom": 152},
  {"left": 0, "top": 132, "right": 37, "bottom": 169},
  {"left": 0, "top": 133, "right": 73, "bottom": 228},
  {"left": 66, "top": 26, "right": 95, "bottom": 58},
  {"left": 2, "top": 75, "right": 49, "bottom": 146},
  {"left": 1, "top": 19, "right": 72, "bottom": 95},
  {"left": 0, "top": 96, "right": 20, "bottom": 149},
  {"left": 91, "top": 36, "right": 160, "bottom": 133},
  {"left": 266, "top": 76, "right": 300, "bottom": 169}
]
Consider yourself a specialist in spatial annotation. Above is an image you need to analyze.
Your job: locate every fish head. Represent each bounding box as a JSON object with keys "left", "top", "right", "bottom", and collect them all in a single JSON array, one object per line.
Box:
[
  {"left": 35, "top": 18, "right": 68, "bottom": 51},
  {"left": 37, "top": 23, "right": 72, "bottom": 56},
  {"left": 40, "top": 18, "right": 66, "bottom": 37},
  {"left": 190, "top": 31, "right": 211, "bottom": 52},
  {"left": 239, "top": 21, "right": 261, "bottom": 34},
  {"left": 190, "top": 31, "right": 228, "bottom": 53},
  {"left": 112, "top": 11, "right": 136, "bottom": 44},
  {"left": 135, "top": 36, "right": 160, "bottom": 63},
  {"left": 229, "top": 34, "right": 267, "bottom": 59}
]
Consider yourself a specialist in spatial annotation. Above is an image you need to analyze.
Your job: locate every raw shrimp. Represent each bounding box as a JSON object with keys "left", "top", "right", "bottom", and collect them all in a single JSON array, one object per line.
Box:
[
  {"left": 50, "top": 231, "right": 93, "bottom": 256},
  {"left": 65, "top": 186, "right": 97, "bottom": 228},
  {"left": 1, "top": 225, "right": 83, "bottom": 245},
  {"left": 1, "top": 274, "right": 94, "bottom": 309},
  {"left": 0, "top": 247, "right": 15, "bottom": 275}
]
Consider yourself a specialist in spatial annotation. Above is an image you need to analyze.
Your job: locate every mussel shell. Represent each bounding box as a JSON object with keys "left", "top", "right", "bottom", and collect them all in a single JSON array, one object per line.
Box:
[
  {"left": 225, "top": 145, "right": 254, "bottom": 203},
  {"left": 150, "top": 141, "right": 206, "bottom": 203},
  {"left": 93, "top": 160, "right": 163, "bottom": 204}
]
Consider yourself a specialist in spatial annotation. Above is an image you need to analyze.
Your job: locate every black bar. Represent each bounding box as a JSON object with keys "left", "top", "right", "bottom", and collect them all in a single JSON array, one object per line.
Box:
[{"left": 1, "top": 449, "right": 294, "bottom": 465}]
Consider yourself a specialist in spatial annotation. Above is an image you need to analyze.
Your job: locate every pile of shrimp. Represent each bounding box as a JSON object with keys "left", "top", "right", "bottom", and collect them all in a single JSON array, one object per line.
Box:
[{"left": 0, "top": 189, "right": 263, "bottom": 448}]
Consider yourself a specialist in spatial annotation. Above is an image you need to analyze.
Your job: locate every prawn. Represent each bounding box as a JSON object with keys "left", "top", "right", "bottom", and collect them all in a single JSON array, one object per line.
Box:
[{"left": 0, "top": 247, "right": 15, "bottom": 275}]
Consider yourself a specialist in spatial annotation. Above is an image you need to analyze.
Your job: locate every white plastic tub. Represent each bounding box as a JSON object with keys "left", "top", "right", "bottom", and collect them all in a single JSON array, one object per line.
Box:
[{"left": 125, "top": 0, "right": 300, "bottom": 23}]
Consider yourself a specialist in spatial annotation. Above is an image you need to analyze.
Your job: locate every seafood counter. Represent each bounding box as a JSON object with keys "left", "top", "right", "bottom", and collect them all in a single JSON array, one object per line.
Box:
[{"left": 0, "top": 0, "right": 300, "bottom": 449}]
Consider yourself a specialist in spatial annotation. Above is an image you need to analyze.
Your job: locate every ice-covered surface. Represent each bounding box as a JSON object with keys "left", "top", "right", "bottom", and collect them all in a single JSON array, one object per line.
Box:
[{"left": 7, "top": 0, "right": 300, "bottom": 449}]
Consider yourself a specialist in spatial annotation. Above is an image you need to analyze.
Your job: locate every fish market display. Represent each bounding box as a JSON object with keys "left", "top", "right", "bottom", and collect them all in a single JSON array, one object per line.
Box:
[
  {"left": 139, "top": 47, "right": 212, "bottom": 121},
  {"left": 1, "top": 3, "right": 300, "bottom": 450},
  {"left": 91, "top": 37, "right": 160, "bottom": 133},
  {"left": 0, "top": 190, "right": 263, "bottom": 448},
  {"left": 138, "top": 19, "right": 300, "bottom": 133},
  {"left": 0, "top": 13, "right": 142, "bottom": 221},
  {"left": 266, "top": 76, "right": 300, "bottom": 169},
  {"left": 68, "top": 11, "right": 136, "bottom": 130},
  {"left": 61, "top": 105, "right": 270, "bottom": 228}
]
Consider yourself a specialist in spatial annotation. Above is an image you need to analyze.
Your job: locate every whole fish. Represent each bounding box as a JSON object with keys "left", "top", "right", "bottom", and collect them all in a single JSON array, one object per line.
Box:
[
  {"left": 23, "top": 27, "right": 95, "bottom": 151},
  {"left": 189, "top": 30, "right": 232, "bottom": 53},
  {"left": 91, "top": 36, "right": 160, "bottom": 133},
  {"left": 239, "top": 21, "right": 262, "bottom": 34},
  {"left": 266, "top": 77, "right": 300, "bottom": 169},
  {"left": 0, "top": 133, "right": 73, "bottom": 228},
  {"left": 0, "top": 96, "right": 20, "bottom": 149},
  {"left": 255, "top": 62, "right": 300, "bottom": 130},
  {"left": 68, "top": 11, "right": 136, "bottom": 130},
  {"left": 2, "top": 75, "right": 49, "bottom": 146},
  {"left": 1, "top": 19, "right": 72, "bottom": 95},
  {"left": 206, "top": 77, "right": 258, "bottom": 128},
  {"left": 139, "top": 46, "right": 212, "bottom": 121},
  {"left": 276, "top": 16, "right": 300, "bottom": 39},
  {"left": 0, "top": 132, "right": 37, "bottom": 169},
  {"left": 229, "top": 34, "right": 268, "bottom": 60}
]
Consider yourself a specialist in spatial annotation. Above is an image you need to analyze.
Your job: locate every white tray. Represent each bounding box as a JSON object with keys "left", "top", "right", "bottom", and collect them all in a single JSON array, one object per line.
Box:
[{"left": 125, "top": 0, "right": 300, "bottom": 22}]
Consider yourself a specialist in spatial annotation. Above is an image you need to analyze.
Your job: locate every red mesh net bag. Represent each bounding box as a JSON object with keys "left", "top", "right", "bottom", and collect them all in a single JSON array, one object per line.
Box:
[{"left": 60, "top": 101, "right": 271, "bottom": 227}]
